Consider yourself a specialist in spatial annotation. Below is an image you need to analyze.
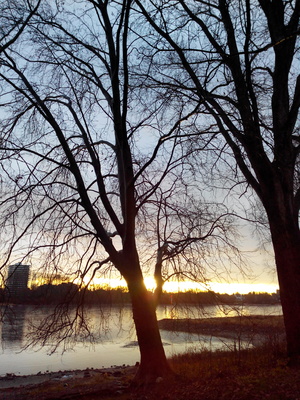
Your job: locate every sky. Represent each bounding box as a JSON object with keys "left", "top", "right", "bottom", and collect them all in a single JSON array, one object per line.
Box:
[
  {"left": 86, "top": 232, "right": 280, "bottom": 296},
  {"left": 88, "top": 276, "right": 279, "bottom": 295},
  {"left": 1, "top": 1, "right": 283, "bottom": 297}
]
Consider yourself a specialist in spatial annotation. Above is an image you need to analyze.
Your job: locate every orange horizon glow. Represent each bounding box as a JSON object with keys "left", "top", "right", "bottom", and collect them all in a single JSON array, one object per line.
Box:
[
  {"left": 83, "top": 276, "right": 279, "bottom": 295},
  {"left": 28, "top": 273, "right": 279, "bottom": 295}
]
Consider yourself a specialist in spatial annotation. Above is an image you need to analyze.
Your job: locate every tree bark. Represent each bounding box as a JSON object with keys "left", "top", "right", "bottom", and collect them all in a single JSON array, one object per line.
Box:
[
  {"left": 125, "top": 273, "right": 173, "bottom": 383},
  {"left": 268, "top": 212, "right": 300, "bottom": 365}
]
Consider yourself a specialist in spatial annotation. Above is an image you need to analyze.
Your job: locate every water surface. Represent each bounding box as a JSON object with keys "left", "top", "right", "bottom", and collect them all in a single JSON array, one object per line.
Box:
[{"left": 0, "top": 303, "right": 282, "bottom": 376}]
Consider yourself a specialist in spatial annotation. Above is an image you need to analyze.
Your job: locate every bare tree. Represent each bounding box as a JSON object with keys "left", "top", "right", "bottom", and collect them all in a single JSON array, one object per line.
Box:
[
  {"left": 0, "top": 0, "right": 41, "bottom": 54},
  {"left": 135, "top": 0, "right": 300, "bottom": 364},
  {"left": 0, "top": 0, "right": 241, "bottom": 381},
  {"left": 0, "top": 0, "right": 41, "bottom": 288}
]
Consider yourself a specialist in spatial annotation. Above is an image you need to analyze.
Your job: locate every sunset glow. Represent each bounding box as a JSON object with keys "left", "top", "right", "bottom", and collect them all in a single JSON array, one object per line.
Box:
[{"left": 86, "top": 276, "right": 279, "bottom": 295}]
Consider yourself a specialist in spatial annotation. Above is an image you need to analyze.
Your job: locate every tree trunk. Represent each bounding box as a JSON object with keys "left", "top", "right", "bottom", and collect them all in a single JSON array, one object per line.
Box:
[
  {"left": 126, "top": 275, "right": 173, "bottom": 383},
  {"left": 268, "top": 209, "right": 300, "bottom": 365}
]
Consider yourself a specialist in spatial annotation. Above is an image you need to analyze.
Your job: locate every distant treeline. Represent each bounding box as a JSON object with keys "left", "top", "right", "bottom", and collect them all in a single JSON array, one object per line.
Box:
[{"left": 0, "top": 282, "right": 280, "bottom": 306}]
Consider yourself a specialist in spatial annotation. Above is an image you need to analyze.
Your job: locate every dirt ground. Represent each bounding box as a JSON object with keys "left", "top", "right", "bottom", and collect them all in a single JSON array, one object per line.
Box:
[
  {"left": 1, "top": 359, "right": 300, "bottom": 400},
  {"left": 0, "top": 366, "right": 137, "bottom": 399}
]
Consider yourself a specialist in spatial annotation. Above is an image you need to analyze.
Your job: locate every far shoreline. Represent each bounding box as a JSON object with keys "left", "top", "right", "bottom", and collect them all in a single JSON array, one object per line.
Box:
[{"left": 158, "top": 314, "right": 285, "bottom": 345}]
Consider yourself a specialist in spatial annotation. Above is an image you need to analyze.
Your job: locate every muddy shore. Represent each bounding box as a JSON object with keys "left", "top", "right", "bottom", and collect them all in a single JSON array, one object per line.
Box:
[
  {"left": 0, "top": 366, "right": 133, "bottom": 389},
  {"left": 0, "top": 365, "right": 138, "bottom": 399}
]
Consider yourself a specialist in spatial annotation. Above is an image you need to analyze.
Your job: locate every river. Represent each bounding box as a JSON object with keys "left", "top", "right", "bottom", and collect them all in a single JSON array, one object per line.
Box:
[{"left": 0, "top": 303, "right": 282, "bottom": 376}]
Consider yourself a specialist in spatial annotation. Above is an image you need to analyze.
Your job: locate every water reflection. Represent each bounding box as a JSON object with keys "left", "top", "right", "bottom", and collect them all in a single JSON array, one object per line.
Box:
[
  {"left": 0, "top": 303, "right": 282, "bottom": 376},
  {"left": 1, "top": 305, "right": 27, "bottom": 348},
  {"left": 156, "top": 303, "right": 282, "bottom": 320}
]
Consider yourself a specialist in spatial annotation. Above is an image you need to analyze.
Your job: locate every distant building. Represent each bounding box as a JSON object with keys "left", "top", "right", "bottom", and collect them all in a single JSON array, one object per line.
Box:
[{"left": 6, "top": 263, "right": 30, "bottom": 297}]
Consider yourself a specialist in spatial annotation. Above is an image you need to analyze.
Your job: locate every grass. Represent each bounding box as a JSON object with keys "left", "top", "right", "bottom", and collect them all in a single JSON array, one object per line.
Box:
[
  {"left": 132, "top": 340, "right": 300, "bottom": 400},
  {"left": 23, "top": 340, "right": 299, "bottom": 400}
]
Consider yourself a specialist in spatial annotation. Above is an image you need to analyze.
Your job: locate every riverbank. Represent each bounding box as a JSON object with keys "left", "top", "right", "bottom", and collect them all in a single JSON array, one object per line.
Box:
[
  {"left": 1, "top": 344, "right": 300, "bottom": 400},
  {"left": 0, "top": 367, "right": 136, "bottom": 389},
  {"left": 0, "top": 314, "right": 294, "bottom": 399},
  {"left": 0, "top": 365, "right": 137, "bottom": 399}
]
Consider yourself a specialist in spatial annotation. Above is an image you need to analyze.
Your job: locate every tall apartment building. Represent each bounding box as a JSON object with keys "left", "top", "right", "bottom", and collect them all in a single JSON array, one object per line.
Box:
[{"left": 6, "top": 263, "right": 30, "bottom": 296}]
